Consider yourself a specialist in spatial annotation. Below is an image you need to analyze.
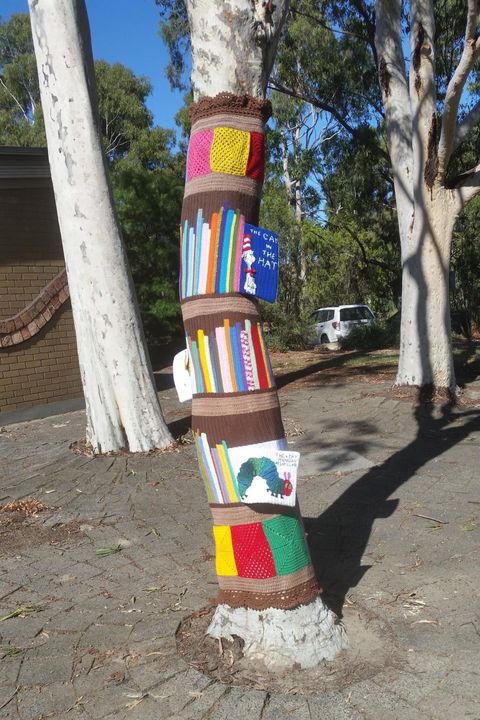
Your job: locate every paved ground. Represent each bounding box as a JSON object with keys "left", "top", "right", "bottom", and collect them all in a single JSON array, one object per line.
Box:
[{"left": 1, "top": 352, "right": 480, "bottom": 720}]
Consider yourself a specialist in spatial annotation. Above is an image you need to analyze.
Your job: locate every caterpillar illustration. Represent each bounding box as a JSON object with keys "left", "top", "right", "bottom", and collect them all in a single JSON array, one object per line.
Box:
[{"left": 237, "top": 457, "right": 292, "bottom": 499}]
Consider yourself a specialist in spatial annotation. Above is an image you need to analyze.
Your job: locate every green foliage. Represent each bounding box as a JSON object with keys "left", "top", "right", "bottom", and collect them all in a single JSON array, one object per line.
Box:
[
  {"left": 111, "top": 132, "right": 184, "bottom": 346},
  {"left": 339, "top": 318, "right": 400, "bottom": 352},
  {"left": 0, "top": 13, "right": 45, "bottom": 145},
  {"left": 95, "top": 60, "right": 153, "bottom": 160},
  {"left": 263, "top": 306, "right": 317, "bottom": 352},
  {"left": 0, "top": 13, "right": 184, "bottom": 347},
  {"left": 451, "top": 194, "right": 480, "bottom": 333},
  {"left": 154, "top": 0, "right": 189, "bottom": 90}
]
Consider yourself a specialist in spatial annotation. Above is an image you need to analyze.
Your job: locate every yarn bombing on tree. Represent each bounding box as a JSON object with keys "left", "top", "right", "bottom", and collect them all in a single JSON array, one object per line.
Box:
[{"left": 178, "top": 92, "right": 321, "bottom": 611}]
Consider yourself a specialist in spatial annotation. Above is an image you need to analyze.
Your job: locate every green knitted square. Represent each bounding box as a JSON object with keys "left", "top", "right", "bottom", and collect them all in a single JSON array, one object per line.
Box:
[{"left": 262, "top": 515, "right": 310, "bottom": 576}]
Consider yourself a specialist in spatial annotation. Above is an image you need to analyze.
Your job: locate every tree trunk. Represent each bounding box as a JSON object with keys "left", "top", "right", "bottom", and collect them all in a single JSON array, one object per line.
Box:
[
  {"left": 28, "top": 0, "right": 172, "bottom": 453},
  {"left": 183, "top": 0, "right": 345, "bottom": 668},
  {"left": 375, "top": 0, "right": 461, "bottom": 394},
  {"left": 396, "top": 192, "right": 457, "bottom": 391}
]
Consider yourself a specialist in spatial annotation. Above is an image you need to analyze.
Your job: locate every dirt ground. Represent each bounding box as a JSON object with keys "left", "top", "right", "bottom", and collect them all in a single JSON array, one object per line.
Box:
[{"left": 1, "top": 346, "right": 480, "bottom": 719}]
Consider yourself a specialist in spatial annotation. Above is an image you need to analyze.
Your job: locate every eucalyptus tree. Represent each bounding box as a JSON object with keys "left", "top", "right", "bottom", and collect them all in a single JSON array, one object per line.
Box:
[
  {"left": 375, "top": 0, "right": 480, "bottom": 391},
  {"left": 28, "top": 0, "right": 173, "bottom": 453},
  {"left": 163, "top": 0, "right": 345, "bottom": 667},
  {"left": 275, "top": 0, "right": 480, "bottom": 392}
]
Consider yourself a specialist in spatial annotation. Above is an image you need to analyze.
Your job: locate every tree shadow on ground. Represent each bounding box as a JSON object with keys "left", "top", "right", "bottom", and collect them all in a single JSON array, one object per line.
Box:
[
  {"left": 275, "top": 351, "right": 364, "bottom": 388},
  {"left": 304, "top": 397, "right": 480, "bottom": 618}
]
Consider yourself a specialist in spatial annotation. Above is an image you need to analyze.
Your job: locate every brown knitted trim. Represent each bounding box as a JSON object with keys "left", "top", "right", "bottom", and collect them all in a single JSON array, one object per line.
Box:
[
  {"left": 193, "top": 389, "right": 279, "bottom": 416},
  {"left": 185, "top": 312, "right": 260, "bottom": 336},
  {"left": 181, "top": 191, "right": 260, "bottom": 227},
  {"left": 181, "top": 294, "right": 258, "bottom": 319},
  {"left": 184, "top": 174, "right": 260, "bottom": 200},
  {"left": 0, "top": 269, "right": 69, "bottom": 348},
  {"left": 216, "top": 577, "right": 322, "bottom": 611},
  {"left": 210, "top": 503, "right": 300, "bottom": 526},
  {"left": 190, "top": 93, "right": 272, "bottom": 124},
  {"left": 217, "top": 565, "right": 315, "bottom": 592},
  {"left": 193, "top": 406, "right": 284, "bottom": 446},
  {"left": 191, "top": 113, "right": 265, "bottom": 135}
]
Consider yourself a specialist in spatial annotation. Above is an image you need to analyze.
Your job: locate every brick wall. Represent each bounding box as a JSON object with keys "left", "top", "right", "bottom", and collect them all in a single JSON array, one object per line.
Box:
[{"left": 0, "top": 184, "right": 83, "bottom": 414}]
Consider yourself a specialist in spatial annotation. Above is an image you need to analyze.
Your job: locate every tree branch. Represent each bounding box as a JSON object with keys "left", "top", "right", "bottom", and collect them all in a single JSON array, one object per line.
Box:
[
  {"left": 269, "top": 78, "right": 358, "bottom": 137},
  {"left": 327, "top": 222, "right": 396, "bottom": 272},
  {"left": 375, "top": 0, "right": 413, "bottom": 250},
  {"left": 0, "top": 76, "right": 30, "bottom": 123},
  {"left": 438, "top": 0, "right": 480, "bottom": 176},
  {"left": 455, "top": 99, "right": 480, "bottom": 148},
  {"left": 453, "top": 162, "right": 480, "bottom": 208}
]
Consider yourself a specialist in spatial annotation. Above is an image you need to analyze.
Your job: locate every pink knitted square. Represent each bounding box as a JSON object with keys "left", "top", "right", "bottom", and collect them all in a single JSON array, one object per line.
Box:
[{"left": 187, "top": 129, "right": 214, "bottom": 181}]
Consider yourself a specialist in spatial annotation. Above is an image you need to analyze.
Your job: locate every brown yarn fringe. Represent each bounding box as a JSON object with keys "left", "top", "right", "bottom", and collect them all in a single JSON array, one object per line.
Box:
[
  {"left": 216, "top": 577, "right": 322, "bottom": 611},
  {"left": 190, "top": 93, "right": 272, "bottom": 123}
]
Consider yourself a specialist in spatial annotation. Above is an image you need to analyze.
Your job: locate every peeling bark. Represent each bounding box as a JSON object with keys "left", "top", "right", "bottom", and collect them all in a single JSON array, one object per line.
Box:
[{"left": 424, "top": 112, "right": 439, "bottom": 192}]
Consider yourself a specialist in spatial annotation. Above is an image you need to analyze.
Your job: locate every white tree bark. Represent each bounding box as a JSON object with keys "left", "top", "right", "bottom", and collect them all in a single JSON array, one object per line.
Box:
[
  {"left": 187, "top": 0, "right": 289, "bottom": 98},
  {"left": 208, "top": 596, "right": 346, "bottom": 670},
  {"left": 28, "top": 0, "right": 172, "bottom": 453},
  {"left": 185, "top": 0, "right": 345, "bottom": 667},
  {"left": 375, "top": 0, "right": 480, "bottom": 392}
]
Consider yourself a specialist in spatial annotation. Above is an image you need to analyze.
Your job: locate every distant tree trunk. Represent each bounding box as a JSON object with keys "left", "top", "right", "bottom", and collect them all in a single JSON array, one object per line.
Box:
[
  {"left": 28, "top": 0, "right": 172, "bottom": 453},
  {"left": 375, "top": 0, "right": 480, "bottom": 393},
  {"left": 182, "top": 0, "right": 345, "bottom": 667},
  {"left": 396, "top": 192, "right": 457, "bottom": 389}
]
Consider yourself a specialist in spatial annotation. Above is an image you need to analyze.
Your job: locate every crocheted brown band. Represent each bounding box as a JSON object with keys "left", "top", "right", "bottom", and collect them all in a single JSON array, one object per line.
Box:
[
  {"left": 191, "top": 113, "right": 265, "bottom": 135},
  {"left": 190, "top": 92, "right": 272, "bottom": 124},
  {"left": 192, "top": 406, "right": 284, "bottom": 446},
  {"left": 216, "top": 576, "right": 322, "bottom": 611},
  {"left": 181, "top": 190, "right": 261, "bottom": 227},
  {"left": 181, "top": 294, "right": 259, "bottom": 319}
]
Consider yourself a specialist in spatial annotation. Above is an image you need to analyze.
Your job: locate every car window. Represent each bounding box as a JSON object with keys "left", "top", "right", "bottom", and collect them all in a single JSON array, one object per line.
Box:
[
  {"left": 317, "top": 310, "right": 327, "bottom": 322},
  {"left": 340, "top": 307, "right": 358, "bottom": 321},
  {"left": 359, "top": 306, "right": 374, "bottom": 319},
  {"left": 327, "top": 310, "right": 334, "bottom": 321}
]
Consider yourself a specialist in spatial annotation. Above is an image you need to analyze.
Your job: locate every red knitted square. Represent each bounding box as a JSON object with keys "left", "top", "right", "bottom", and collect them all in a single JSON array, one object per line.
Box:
[
  {"left": 231, "top": 522, "right": 276, "bottom": 579},
  {"left": 246, "top": 132, "right": 265, "bottom": 182}
]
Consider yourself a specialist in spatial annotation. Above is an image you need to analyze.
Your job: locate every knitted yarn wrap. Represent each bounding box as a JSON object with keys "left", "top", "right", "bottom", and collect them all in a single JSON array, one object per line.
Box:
[{"left": 190, "top": 92, "right": 272, "bottom": 123}]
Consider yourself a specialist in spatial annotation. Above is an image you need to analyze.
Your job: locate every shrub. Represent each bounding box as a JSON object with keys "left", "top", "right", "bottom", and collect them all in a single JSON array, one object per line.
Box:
[{"left": 339, "top": 319, "right": 399, "bottom": 351}]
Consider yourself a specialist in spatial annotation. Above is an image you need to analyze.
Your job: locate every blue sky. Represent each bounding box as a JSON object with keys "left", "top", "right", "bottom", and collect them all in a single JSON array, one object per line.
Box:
[{"left": 1, "top": 0, "right": 184, "bottom": 130}]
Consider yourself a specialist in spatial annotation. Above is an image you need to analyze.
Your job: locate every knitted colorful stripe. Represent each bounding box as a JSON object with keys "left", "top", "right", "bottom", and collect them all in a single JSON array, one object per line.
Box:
[
  {"left": 187, "top": 321, "right": 274, "bottom": 394},
  {"left": 212, "top": 516, "right": 310, "bottom": 581},
  {"left": 194, "top": 432, "right": 241, "bottom": 503},
  {"left": 186, "top": 125, "right": 265, "bottom": 183},
  {"left": 180, "top": 204, "right": 247, "bottom": 300}
]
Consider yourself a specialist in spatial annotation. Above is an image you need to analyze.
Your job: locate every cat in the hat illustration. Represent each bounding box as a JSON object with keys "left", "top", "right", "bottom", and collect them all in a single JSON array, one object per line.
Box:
[{"left": 242, "top": 234, "right": 256, "bottom": 295}]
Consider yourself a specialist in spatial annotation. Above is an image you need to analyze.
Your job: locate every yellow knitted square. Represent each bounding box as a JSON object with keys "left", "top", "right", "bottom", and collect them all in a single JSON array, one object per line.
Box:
[
  {"left": 210, "top": 127, "right": 250, "bottom": 176},
  {"left": 213, "top": 525, "right": 238, "bottom": 576}
]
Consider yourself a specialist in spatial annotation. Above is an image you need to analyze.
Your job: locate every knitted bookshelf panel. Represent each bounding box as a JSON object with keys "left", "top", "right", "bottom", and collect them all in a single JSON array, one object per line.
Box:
[
  {"left": 180, "top": 205, "right": 246, "bottom": 299},
  {"left": 180, "top": 93, "right": 318, "bottom": 612},
  {"left": 186, "top": 319, "right": 274, "bottom": 394},
  {"left": 194, "top": 433, "right": 293, "bottom": 506}
]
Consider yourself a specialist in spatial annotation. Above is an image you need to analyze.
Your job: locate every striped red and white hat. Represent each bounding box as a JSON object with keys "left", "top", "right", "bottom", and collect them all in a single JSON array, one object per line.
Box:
[{"left": 242, "top": 235, "right": 252, "bottom": 252}]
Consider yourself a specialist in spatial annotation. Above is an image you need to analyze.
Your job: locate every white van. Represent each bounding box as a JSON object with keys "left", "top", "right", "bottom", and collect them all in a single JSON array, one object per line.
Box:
[{"left": 311, "top": 304, "right": 376, "bottom": 344}]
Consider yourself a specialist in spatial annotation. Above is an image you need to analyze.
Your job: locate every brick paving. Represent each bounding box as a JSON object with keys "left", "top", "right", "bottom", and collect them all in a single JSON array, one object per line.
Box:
[{"left": 1, "top": 367, "right": 479, "bottom": 719}]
